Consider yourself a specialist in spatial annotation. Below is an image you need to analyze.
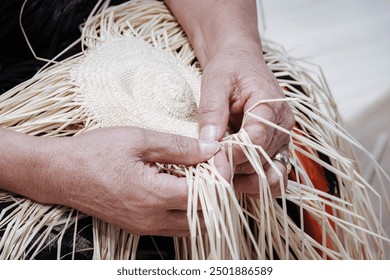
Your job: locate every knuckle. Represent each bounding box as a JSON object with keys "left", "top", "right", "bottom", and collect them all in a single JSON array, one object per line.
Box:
[
  {"left": 198, "top": 99, "right": 226, "bottom": 118},
  {"left": 267, "top": 165, "right": 288, "bottom": 195},
  {"left": 278, "top": 132, "right": 292, "bottom": 147},
  {"left": 173, "top": 135, "right": 191, "bottom": 159},
  {"left": 268, "top": 174, "right": 279, "bottom": 189},
  {"left": 249, "top": 125, "right": 268, "bottom": 147},
  {"left": 131, "top": 128, "right": 149, "bottom": 155},
  {"left": 279, "top": 104, "right": 295, "bottom": 131},
  {"left": 285, "top": 110, "right": 296, "bottom": 131},
  {"left": 235, "top": 162, "right": 255, "bottom": 175},
  {"left": 268, "top": 168, "right": 283, "bottom": 187}
]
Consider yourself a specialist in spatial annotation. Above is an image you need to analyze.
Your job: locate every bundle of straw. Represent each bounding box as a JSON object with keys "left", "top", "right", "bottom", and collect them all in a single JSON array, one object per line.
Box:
[{"left": 0, "top": 0, "right": 389, "bottom": 259}]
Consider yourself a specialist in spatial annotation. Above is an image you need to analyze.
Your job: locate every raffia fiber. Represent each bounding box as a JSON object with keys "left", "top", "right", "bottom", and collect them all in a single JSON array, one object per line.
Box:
[{"left": 0, "top": 0, "right": 389, "bottom": 259}]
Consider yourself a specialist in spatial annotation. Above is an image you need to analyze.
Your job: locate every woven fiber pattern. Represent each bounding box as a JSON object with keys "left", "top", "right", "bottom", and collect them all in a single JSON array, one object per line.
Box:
[
  {"left": 0, "top": 0, "right": 389, "bottom": 260},
  {"left": 73, "top": 37, "right": 200, "bottom": 137}
]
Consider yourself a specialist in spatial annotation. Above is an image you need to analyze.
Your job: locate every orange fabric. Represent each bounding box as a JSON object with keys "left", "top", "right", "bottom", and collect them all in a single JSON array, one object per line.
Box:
[{"left": 288, "top": 127, "right": 336, "bottom": 256}]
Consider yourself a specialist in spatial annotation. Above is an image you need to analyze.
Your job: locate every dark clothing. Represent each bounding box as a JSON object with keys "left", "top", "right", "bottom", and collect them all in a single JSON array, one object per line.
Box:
[{"left": 0, "top": 0, "right": 174, "bottom": 260}]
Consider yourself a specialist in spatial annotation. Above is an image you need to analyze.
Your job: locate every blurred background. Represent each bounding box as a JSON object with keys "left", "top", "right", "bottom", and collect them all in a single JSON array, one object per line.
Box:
[
  {"left": 260, "top": 0, "right": 390, "bottom": 175},
  {"left": 260, "top": 0, "right": 390, "bottom": 256}
]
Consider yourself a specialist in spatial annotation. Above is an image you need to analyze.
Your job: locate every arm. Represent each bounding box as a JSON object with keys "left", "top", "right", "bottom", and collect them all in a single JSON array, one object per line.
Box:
[
  {"left": 0, "top": 128, "right": 54, "bottom": 203},
  {"left": 0, "top": 127, "right": 218, "bottom": 235},
  {"left": 165, "top": 0, "right": 262, "bottom": 68},
  {"left": 166, "top": 0, "right": 295, "bottom": 196}
]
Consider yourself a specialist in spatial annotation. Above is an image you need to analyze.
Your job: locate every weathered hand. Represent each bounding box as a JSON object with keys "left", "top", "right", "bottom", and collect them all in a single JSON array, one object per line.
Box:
[
  {"left": 198, "top": 43, "right": 295, "bottom": 197},
  {"left": 164, "top": 0, "right": 295, "bottom": 197},
  {"left": 35, "top": 127, "right": 219, "bottom": 236}
]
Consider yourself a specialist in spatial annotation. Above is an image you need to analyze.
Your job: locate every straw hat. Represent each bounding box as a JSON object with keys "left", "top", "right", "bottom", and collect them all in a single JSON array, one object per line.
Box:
[
  {"left": 0, "top": 0, "right": 389, "bottom": 260},
  {"left": 73, "top": 36, "right": 201, "bottom": 137}
]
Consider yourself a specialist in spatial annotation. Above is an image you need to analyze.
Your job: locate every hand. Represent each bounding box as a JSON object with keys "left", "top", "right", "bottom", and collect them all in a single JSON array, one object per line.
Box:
[
  {"left": 164, "top": 0, "right": 295, "bottom": 197},
  {"left": 198, "top": 41, "right": 295, "bottom": 197},
  {"left": 34, "top": 127, "right": 219, "bottom": 236}
]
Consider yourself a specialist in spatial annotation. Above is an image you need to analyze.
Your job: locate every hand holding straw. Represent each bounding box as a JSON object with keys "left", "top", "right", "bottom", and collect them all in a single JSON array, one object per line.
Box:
[
  {"left": 0, "top": 0, "right": 389, "bottom": 260},
  {"left": 166, "top": 0, "right": 295, "bottom": 198}
]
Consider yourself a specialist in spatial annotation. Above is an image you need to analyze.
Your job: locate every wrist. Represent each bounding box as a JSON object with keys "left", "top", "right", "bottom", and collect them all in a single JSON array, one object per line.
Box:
[
  {"left": 33, "top": 136, "right": 71, "bottom": 205},
  {"left": 193, "top": 24, "right": 263, "bottom": 67},
  {"left": 211, "top": 36, "right": 262, "bottom": 61},
  {"left": 0, "top": 129, "right": 59, "bottom": 204},
  {"left": 166, "top": 0, "right": 263, "bottom": 67},
  {"left": 3, "top": 130, "right": 74, "bottom": 206}
]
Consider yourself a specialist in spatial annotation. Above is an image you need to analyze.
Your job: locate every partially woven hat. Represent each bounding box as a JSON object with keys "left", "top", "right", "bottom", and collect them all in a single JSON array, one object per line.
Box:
[
  {"left": 73, "top": 36, "right": 201, "bottom": 137},
  {"left": 0, "top": 0, "right": 389, "bottom": 260}
]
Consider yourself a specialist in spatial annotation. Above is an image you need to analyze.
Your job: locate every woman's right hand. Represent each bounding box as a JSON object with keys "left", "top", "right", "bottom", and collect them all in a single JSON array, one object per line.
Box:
[{"left": 0, "top": 127, "right": 219, "bottom": 236}]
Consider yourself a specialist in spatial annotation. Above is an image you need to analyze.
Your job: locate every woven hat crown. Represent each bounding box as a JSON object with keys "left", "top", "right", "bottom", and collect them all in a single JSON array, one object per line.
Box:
[
  {"left": 73, "top": 36, "right": 201, "bottom": 137},
  {"left": 0, "top": 0, "right": 388, "bottom": 260}
]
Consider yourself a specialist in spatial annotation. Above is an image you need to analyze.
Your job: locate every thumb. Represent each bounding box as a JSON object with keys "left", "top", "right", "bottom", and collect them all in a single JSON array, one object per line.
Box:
[
  {"left": 197, "top": 74, "right": 230, "bottom": 141},
  {"left": 139, "top": 130, "right": 220, "bottom": 165}
]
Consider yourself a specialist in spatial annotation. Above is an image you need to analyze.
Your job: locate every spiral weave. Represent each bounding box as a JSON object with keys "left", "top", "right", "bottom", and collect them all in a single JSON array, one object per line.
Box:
[{"left": 73, "top": 37, "right": 201, "bottom": 137}]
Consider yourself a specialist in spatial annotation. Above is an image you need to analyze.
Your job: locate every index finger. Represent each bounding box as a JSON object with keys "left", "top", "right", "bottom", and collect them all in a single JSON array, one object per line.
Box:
[{"left": 231, "top": 101, "right": 280, "bottom": 165}]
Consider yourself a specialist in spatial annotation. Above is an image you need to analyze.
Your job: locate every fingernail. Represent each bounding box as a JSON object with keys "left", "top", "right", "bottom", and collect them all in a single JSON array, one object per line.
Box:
[
  {"left": 199, "top": 140, "right": 220, "bottom": 156},
  {"left": 200, "top": 125, "right": 218, "bottom": 140}
]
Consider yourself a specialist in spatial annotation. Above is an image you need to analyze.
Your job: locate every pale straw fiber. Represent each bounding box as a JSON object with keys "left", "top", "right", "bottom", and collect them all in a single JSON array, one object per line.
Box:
[{"left": 0, "top": 0, "right": 389, "bottom": 259}]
